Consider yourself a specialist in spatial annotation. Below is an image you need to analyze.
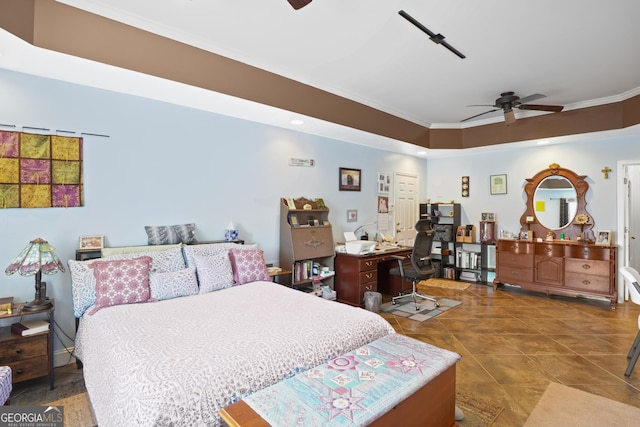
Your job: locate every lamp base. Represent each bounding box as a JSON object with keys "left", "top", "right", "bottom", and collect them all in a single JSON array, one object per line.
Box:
[{"left": 22, "top": 299, "right": 52, "bottom": 312}]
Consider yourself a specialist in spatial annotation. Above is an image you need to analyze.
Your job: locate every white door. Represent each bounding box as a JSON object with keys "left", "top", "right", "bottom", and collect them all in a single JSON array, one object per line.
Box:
[
  {"left": 618, "top": 161, "right": 640, "bottom": 302},
  {"left": 394, "top": 172, "right": 419, "bottom": 246}
]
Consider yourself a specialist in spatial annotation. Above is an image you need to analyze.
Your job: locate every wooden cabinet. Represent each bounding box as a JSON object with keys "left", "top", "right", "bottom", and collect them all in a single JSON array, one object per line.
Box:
[
  {"left": 279, "top": 197, "right": 335, "bottom": 290},
  {"left": 0, "top": 300, "right": 54, "bottom": 389},
  {"left": 495, "top": 240, "right": 617, "bottom": 308},
  {"left": 334, "top": 248, "right": 412, "bottom": 307}
]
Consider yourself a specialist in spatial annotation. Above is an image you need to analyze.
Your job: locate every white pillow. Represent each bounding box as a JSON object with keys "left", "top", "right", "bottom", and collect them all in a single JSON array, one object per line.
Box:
[
  {"left": 193, "top": 254, "right": 234, "bottom": 293},
  {"left": 149, "top": 267, "right": 199, "bottom": 300}
]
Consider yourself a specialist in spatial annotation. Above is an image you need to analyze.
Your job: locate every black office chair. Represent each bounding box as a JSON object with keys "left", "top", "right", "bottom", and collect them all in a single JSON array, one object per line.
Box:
[{"left": 389, "top": 219, "right": 439, "bottom": 310}]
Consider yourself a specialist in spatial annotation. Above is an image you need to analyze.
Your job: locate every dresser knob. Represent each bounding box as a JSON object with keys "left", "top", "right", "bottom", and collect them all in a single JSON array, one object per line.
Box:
[
  {"left": 16, "top": 369, "right": 23, "bottom": 375},
  {"left": 15, "top": 348, "right": 22, "bottom": 354},
  {"left": 582, "top": 280, "right": 591, "bottom": 286},
  {"left": 365, "top": 273, "right": 373, "bottom": 279},
  {"left": 582, "top": 264, "right": 591, "bottom": 270}
]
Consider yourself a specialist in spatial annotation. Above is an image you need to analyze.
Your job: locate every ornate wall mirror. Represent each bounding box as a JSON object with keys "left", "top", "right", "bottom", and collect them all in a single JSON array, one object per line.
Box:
[{"left": 520, "top": 163, "right": 594, "bottom": 241}]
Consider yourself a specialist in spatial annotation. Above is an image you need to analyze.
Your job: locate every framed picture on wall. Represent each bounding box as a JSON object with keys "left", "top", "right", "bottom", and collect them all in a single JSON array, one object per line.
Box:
[
  {"left": 339, "top": 167, "right": 361, "bottom": 191},
  {"left": 490, "top": 174, "right": 507, "bottom": 195}
]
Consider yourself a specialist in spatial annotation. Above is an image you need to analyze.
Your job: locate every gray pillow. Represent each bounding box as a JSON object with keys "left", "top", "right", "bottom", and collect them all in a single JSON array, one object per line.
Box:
[{"left": 145, "top": 223, "right": 196, "bottom": 245}]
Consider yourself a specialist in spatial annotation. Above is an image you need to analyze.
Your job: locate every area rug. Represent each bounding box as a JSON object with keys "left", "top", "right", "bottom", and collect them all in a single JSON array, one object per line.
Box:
[
  {"left": 380, "top": 297, "right": 462, "bottom": 321},
  {"left": 47, "top": 392, "right": 97, "bottom": 427},
  {"left": 419, "top": 278, "right": 471, "bottom": 290},
  {"left": 524, "top": 382, "right": 640, "bottom": 426},
  {"left": 10, "top": 377, "right": 87, "bottom": 405},
  {"left": 457, "top": 390, "right": 504, "bottom": 426}
]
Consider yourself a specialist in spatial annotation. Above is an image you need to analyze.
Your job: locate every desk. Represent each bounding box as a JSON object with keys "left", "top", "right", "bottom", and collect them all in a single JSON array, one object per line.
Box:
[{"left": 334, "top": 247, "right": 412, "bottom": 306}]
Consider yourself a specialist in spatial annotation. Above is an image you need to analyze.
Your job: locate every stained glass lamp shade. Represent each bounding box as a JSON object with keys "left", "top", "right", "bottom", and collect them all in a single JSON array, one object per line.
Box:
[{"left": 5, "top": 238, "right": 65, "bottom": 311}]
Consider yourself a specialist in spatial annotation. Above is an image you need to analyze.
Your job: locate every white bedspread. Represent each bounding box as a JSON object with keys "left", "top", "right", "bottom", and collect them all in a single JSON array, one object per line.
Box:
[{"left": 75, "top": 281, "right": 395, "bottom": 426}]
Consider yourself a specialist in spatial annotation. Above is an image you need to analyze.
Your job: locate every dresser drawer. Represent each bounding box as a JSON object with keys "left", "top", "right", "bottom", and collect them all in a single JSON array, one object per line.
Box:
[
  {"left": 565, "top": 259, "right": 610, "bottom": 277},
  {"left": 498, "top": 252, "right": 534, "bottom": 268},
  {"left": 498, "top": 266, "right": 534, "bottom": 283},
  {"left": 564, "top": 273, "right": 610, "bottom": 294},
  {"left": 0, "top": 334, "right": 48, "bottom": 363},
  {"left": 7, "top": 356, "right": 49, "bottom": 383},
  {"left": 498, "top": 240, "right": 534, "bottom": 255}
]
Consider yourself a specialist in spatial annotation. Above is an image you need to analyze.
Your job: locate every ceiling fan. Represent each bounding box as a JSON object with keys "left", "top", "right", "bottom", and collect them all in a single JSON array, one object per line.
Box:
[
  {"left": 462, "top": 92, "right": 564, "bottom": 125},
  {"left": 287, "top": 0, "right": 312, "bottom": 10}
]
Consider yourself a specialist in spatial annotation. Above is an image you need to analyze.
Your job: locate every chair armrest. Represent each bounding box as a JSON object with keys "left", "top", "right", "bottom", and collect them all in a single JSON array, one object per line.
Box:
[{"left": 390, "top": 255, "right": 407, "bottom": 276}]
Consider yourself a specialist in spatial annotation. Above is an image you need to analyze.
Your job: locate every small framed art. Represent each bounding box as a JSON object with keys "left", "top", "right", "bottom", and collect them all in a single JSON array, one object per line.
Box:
[
  {"left": 347, "top": 209, "right": 358, "bottom": 223},
  {"left": 490, "top": 174, "right": 507, "bottom": 195},
  {"left": 79, "top": 235, "right": 104, "bottom": 250},
  {"left": 339, "top": 167, "right": 361, "bottom": 191},
  {"left": 596, "top": 230, "right": 612, "bottom": 246}
]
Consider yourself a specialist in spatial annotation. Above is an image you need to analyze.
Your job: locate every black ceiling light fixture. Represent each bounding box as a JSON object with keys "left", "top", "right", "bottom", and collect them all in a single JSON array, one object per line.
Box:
[
  {"left": 462, "top": 92, "right": 564, "bottom": 125},
  {"left": 398, "top": 10, "right": 466, "bottom": 59},
  {"left": 288, "top": 0, "right": 312, "bottom": 10}
]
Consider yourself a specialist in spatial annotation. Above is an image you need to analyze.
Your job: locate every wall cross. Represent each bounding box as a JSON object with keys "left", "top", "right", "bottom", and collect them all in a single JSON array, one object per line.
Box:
[{"left": 601, "top": 166, "right": 612, "bottom": 179}]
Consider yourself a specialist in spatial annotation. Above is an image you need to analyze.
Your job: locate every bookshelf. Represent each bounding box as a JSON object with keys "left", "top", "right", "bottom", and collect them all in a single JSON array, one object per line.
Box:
[{"left": 279, "top": 197, "right": 335, "bottom": 291}]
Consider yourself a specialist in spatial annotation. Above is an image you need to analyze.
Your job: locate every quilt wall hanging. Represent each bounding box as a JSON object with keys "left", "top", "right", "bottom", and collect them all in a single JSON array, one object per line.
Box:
[{"left": 0, "top": 131, "right": 83, "bottom": 208}]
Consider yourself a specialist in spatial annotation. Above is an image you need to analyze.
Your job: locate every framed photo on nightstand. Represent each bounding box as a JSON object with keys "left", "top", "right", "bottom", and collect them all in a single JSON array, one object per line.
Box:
[{"left": 79, "top": 235, "right": 104, "bottom": 250}]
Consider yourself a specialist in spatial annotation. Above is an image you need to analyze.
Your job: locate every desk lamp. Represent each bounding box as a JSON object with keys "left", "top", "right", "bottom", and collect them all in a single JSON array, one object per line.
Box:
[{"left": 5, "top": 238, "right": 65, "bottom": 311}]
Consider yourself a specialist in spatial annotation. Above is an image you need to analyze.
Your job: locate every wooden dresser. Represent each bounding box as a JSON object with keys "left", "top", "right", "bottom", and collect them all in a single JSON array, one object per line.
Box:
[{"left": 495, "top": 240, "right": 617, "bottom": 308}]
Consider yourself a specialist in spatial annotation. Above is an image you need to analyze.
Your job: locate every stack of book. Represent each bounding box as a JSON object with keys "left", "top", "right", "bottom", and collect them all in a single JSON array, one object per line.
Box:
[{"left": 11, "top": 319, "right": 50, "bottom": 336}]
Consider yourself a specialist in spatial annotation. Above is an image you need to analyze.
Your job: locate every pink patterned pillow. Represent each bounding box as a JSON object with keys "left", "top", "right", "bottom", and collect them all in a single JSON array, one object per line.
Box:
[
  {"left": 88, "top": 256, "right": 153, "bottom": 315},
  {"left": 228, "top": 248, "right": 269, "bottom": 285}
]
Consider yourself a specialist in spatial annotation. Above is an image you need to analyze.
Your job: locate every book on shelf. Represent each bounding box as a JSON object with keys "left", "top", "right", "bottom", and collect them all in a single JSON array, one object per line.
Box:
[{"left": 11, "top": 319, "right": 50, "bottom": 336}]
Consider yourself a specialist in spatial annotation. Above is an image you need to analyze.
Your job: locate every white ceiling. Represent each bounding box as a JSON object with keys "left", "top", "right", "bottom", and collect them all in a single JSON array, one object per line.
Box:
[{"left": 2, "top": 0, "right": 640, "bottom": 156}]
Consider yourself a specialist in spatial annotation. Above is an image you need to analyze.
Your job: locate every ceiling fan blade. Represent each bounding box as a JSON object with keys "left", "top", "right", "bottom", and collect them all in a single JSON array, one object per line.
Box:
[
  {"left": 518, "top": 104, "right": 564, "bottom": 112},
  {"left": 517, "top": 93, "right": 546, "bottom": 104},
  {"left": 287, "top": 0, "right": 312, "bottom": 10},
  {"left": 504, "top": 110, "right": 516, "bottom": 125},
  {"left": 398, "top": 10, "right": 466, "bottom": 59},
  {"left": 461, "top": 109, "right": 500, "bottom": 122}
]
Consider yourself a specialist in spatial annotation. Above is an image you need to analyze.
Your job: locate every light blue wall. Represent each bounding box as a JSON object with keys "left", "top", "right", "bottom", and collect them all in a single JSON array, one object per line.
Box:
[
  {"left": 0, "top": 69, "right": 428, "bottom": 357},
  {"left": 425, "top": 136, "right": 639, "bottom": 237}
]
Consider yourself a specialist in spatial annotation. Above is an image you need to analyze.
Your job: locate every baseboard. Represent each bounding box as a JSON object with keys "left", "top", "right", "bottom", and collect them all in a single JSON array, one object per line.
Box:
[{"left": 54, "top": 347, "right": 76, "bottom": 368}]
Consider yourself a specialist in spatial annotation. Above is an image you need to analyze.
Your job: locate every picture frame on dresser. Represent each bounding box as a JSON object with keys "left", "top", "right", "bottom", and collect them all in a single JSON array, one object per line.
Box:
[{"left": 596, "top": 230, "right": 612, "bottom": 246}]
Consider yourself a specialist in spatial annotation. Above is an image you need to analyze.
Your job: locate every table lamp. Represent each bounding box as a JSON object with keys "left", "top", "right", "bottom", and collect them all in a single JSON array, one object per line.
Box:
[{"left": 5, "top": 238, "right": 65, "bottom": 311}]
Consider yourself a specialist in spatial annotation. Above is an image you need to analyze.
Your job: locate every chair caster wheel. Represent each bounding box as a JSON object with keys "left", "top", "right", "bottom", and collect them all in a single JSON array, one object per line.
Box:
[
  {"left": 415, "top": 306, "right": 420, "bottom": 311},
  {"left": 435, "top": 302, "right": 440, "bottom": 307},
  {"left": 391, "top": 300, "right": 397, "bottom": 305}
]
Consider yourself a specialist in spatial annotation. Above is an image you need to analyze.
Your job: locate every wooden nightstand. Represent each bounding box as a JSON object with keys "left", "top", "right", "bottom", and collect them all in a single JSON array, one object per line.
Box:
[{"left": 0, "top": 300, "right": 55, "bottom": 390}]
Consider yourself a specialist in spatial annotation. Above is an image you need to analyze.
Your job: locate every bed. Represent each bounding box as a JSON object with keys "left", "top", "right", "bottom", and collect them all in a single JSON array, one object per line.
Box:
[{"left": 71, "top": 243, "right": 396, "bottom": 426}]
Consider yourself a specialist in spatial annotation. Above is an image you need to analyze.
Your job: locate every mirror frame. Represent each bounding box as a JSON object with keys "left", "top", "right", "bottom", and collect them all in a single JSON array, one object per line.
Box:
[{"left": 520, "top": 163, "right": 594, "bottom": 241}]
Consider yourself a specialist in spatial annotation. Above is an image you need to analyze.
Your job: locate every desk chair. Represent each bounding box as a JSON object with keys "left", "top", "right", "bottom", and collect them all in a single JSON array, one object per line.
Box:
[
  {"left": 620, "top": 266, "right": 640, "bottom": 377},
  {"left": 389, "top": 219, "right": 439, "bottom": 310}
]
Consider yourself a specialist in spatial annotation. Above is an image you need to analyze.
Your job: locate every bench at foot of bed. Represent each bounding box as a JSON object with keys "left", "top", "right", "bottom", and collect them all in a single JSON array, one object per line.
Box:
[{"left": 220, "top": 333, "right": 461, "bottom": 427}]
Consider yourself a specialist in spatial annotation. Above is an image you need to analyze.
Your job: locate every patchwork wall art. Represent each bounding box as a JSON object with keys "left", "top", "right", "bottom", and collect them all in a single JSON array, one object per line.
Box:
[{"left": 0, "top": 131, "right": 83, "bottom": 208}]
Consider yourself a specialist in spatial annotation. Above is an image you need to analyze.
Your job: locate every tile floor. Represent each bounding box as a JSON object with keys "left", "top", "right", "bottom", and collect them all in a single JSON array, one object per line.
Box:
[{"left": 379, "top": 283, "right": 640, "bottom": 426}]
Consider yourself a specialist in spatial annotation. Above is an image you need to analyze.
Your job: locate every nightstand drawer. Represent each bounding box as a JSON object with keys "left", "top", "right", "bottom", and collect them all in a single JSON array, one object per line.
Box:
[
  {"left": 0, "top": 334, "right": 48, "bottom": 363},
  {"left": 8, "top": 356, "right": 49, "bottom": 383}
]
